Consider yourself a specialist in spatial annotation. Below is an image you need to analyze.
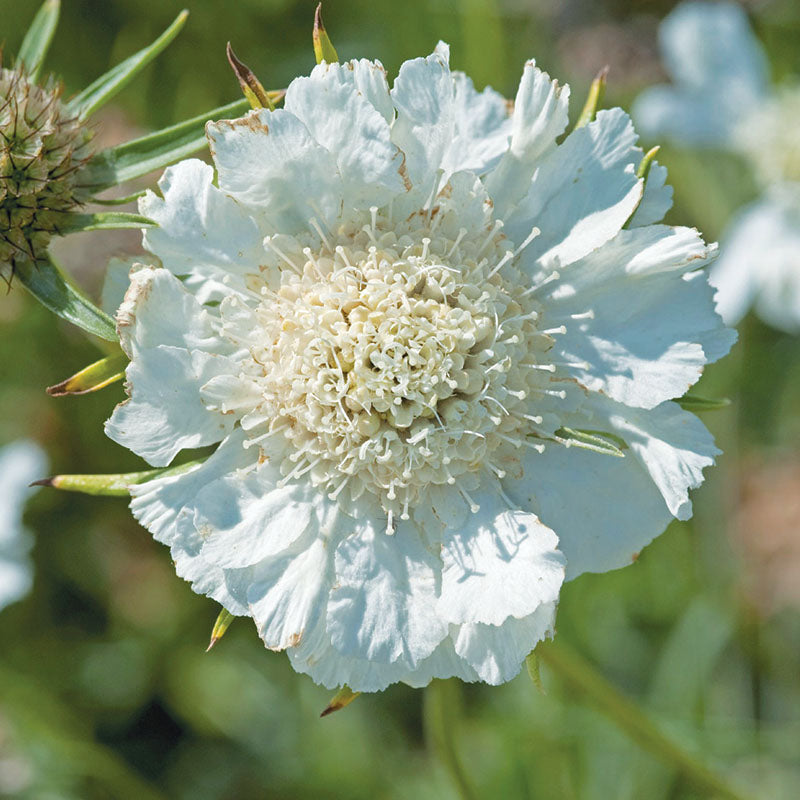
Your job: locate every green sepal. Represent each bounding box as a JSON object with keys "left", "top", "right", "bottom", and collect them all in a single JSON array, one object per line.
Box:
[
  {"left": 206, "top": 608, "right": 236, "bottom": 652},
  {"left": 574, "top": 66, "right": 608, "bottom": 130},
  {"left": 17, "top": 0, "right": 60, "bottom": 82},
  {"left": 92, "top": 189, "right": 147, "bottom": 206},
  {"left": 84, "top": 98, "right": 254, "bottom": 190},
  {"left": 56, "top": 211, "right": 155, "bottom": 235},
  {"left": 320, "top": 686, "right": 361, "bottom": 717},
  {"left": 47, "top": 350, "right": 127, "bottom": 396},
  {"left": 32, "top": 458, "right": 205, "bottom": 497},
  {"left": 66, "top": 10, "right": 189, "bottom": 121},
  {"left": 554, "top": 427, "right": 627, "bottom": 457},
  {"left": 16, "top": 254, "right": 117, "bottom": 341},
  {"left": 637, "top": 145, "right": 661, "bottom": 180},
  {"left": 676, "top": 394, "right": 731, "bottom": 413},
  {"left": 525, "top": 649, "right": 546, "bottom": 695},
  {"left": 226, "top": 43, "right": 274, "bottom": 110},
  {"left": 313, "top": 4, "right": 338, "bottom": 64}
]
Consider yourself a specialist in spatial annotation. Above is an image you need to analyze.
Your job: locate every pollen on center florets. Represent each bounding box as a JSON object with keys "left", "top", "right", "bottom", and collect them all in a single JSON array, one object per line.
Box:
[{"left": 218, "top": 205, "right": 565, "bottom": 521}]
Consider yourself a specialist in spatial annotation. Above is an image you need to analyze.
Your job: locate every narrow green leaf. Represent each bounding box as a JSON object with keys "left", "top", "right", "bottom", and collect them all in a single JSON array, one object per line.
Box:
[
  {"left": 16, "top": 254, "right": 117, "bottom": 341},
  {"left": 84, "top": 98, "right": 253, "bottom": 190},
  {"left": 56, "top": 211, "right": 155, "bottom": 234},
  {"left": 206, "top": 609, "right": 236, "bottom": 652},
  {"left": 554, "top": 427, "right": 627, "bottom": 457},
  {"left": 313, "top": 3, "right": 338, "bottom": 64},
  {"left": 320, "top": 685, "right": 361, "bottom": 717},
  {"left": 226, "top": 43, "right": 274, "bottom": 110},
  {"left": 676, "top": 394, "right": 731, "bottom": 412},
  {"left": 92, "top": 189, "right": 147, "bottom": 206},
  {"left": 525, "top": 650, "right": 546, "bottom": 694},
  {"left": 574, "top": 66, "right": 608, "bottom": 130},
  {"left": 66, "top": 10, "right": 189, "bottom": 120},
  {"left": 16, "top": 0, "right": 60, "bottom": 82},
  {"left": 32, "top": 459, "right": 204, "bottom": 497},
  {"left": 47, "top": 350, "right": 127, "bottom": 396}
]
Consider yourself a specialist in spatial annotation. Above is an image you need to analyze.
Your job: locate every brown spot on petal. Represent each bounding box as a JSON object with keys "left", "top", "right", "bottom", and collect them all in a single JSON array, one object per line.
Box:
[
  {"left": 398, "top": 154, "right": 412, "bottom": 192},
  {"left": 288, "top": 631, "right": 303, "bottom": 647}
]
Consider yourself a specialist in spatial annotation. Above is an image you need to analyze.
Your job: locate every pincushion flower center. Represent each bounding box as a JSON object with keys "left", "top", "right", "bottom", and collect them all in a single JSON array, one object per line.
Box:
[{"left": 235, "top": 207, "right": 561, "bottom": 522}]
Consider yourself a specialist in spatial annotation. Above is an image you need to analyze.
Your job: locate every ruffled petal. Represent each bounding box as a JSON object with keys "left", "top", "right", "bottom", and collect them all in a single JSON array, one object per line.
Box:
[
  {"left": 628, "top": 161, "right": 674, "bottom": 227},
  {"left": 207, "top": 109, "right": 343, "bottom": 234},
  {"left": 437, "top": 482, "right": 564, "bottom": 626},
  {"left": 506, "top": 109, "right": 643, "bottom": 270},
  {"left": 285, "top": 62, "right": 407, "bottom": 210},
  {"left": 543, "top": 225, "right": 736, "bottom": 408},
  {"left": 326, "top": 520, "right": 448, "bottom": 668},
  {"left": 453, "top": 602, "right": 556, "bottom": 684},
  {"left": 486, "top": 61, "right": 570, "bottom": 215},
  {"left": 129, "top": 429, "right": 256, "bottom": 614},
  {"left": 139, "top": 160, "right": 265, "bottom": 302}
]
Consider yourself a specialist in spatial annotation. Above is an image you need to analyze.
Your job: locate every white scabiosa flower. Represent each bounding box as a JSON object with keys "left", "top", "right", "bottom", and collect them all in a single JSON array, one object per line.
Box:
[
  {"left": 0, "top": 441, "right": 46, "bottom": 612},
  {"left": 633, "top": 1, "right": 800, "bottom": 332},
  {"left": 106, "top": 43, "right": 734, "bottom": 690}
]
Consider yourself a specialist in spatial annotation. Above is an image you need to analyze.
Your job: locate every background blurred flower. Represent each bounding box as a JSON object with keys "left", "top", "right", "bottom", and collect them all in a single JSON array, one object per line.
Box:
[
  {"left": 0, "top": 440, "right": 46, "bottom": 611},
  {"left": 99, "top": 40, "right": 732, "bottom": 692},
  {"left": 633, "top": 1, "right": 800, "bottom": 333}
]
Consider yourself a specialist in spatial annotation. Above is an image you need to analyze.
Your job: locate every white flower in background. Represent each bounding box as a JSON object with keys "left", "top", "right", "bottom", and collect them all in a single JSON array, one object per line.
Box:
[
  {"left": 106, "top": 43, "right": 734, "bottom": 691},
  {"left": 633, "top": 1, "right": 800, "bottom": 333},
  {"left": 0, "top": 441, "right": 46, "bottom": 612}
]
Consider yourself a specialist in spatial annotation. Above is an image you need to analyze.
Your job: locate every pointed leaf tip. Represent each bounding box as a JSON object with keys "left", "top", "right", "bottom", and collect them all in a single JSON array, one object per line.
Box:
[
  {"left": 47, "top": 351, "right": 127, "bottom": 397},
  {"left": 226, "top": 42, "right": 274, "bottom": 110},
  {"left": 320, "top": 685, "right": 360, "bottom": 717},
  {"left": 574, "top": 66, "right": 608, "bottom": 130},
  {"left": 636, "top": 145, "right": 661, "bottom": 181},
  {"left": 29, "top": 477, "right": 54, "bottom": 488},
  {"left": 17, "top": 0, "right": 61, "bottom": 82},
  {"left": 313, "top": 3, "right": 338, "bottom": 64},
  {"left": 206, "top": 608, "right": 236, "bottom": 651}
]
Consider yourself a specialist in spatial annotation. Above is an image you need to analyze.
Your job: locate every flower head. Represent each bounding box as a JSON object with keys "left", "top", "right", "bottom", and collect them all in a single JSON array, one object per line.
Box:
[
  {"left": 0, "top": 441, "right": 46, "bottom": 612},
  {"left": 0, "top": 65, "right": 93, "bottom": 284},
  {"left": 632, "top": 1, "right": 800, "bottom": 332},
  {"left": 107, "top": 43, "right": 734, "bottom": 690}
]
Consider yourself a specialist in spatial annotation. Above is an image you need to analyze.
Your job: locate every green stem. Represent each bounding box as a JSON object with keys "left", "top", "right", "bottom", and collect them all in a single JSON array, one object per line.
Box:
[
  {"left": 423, "top": 680, "right": 479, "bottom": 800},
  {"left": 535, "top": 642, "right": 754, "bottom": 800}
]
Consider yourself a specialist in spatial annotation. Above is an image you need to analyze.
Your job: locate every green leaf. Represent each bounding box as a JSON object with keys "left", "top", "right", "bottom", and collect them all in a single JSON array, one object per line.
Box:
[
  {"left": 84, "top": 98, "right": 252, "bottom": 190},
  {"left": 32, "top": 459, "right": 204, "bottom": 497},
  {"left": 313, "top": 3, "right": 338, "bottom": 64},
  {"left": 66, "top": 10, "right": 189, "bottom": 121},
  {"left": 56, "top": 211, "right": 156, "bottom": 234},
  {"left": 206, "top": 608, "right": 236, "bottom": 652},
  {"left": 554, "top": 427, "right": 628, "bottom": 457},
  {"left": 637, "top": 145, "right": 661, "bottom": 180},
  {"left": 676, "top": 394, "right": 731, "bottom": 412},
  {"left": 17, "top": 0, "right": 60, "bottom": 82},
  {"left": 92, "top": 189, "right": 147, "bottom": 206},
  {"left": 525, "top": 650, "right": 546, "bottom": 695},
  {"left": 574, "top": 66, "right": 608, "bottom": 130},
  {"left": 46, "top": 350, "right": 127, "bottom": 396},
  {"left": 15, "top": 254, "right": 117, "bottom": 341}
]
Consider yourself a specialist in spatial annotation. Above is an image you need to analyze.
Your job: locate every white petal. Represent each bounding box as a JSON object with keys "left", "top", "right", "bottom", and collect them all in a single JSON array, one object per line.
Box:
[
  {"left": 350, "top": 58, "right": 394, "bottom": 123},
  {"left": 390, "top": 45, "right": 454, "bottom": 207},
  {"left": 105, "top": 346, "right": 236, "bottom": 466},
  {"left": 0, "top": 440, "right": 47, "bottom": 544},
  {"left": 129, "top": 429, "right": 256, "bottom": 615},
  {"left": 0, "top": 559, "right": 33, "bottom": 611},
  {"left": 543, "top": 225, "right": 736, "bottom": 408},
  {"left": 711, "top": 191, "right": 800, "bottom": 332},
  {"left": 453, "top": 602, "right": 556, "bottom": 684},
  {"left": 285, "top": 63, "right": 407, "bottom": 209},
  {"left": 506, "top": 109, "right": 643, "bottom": 270},
  {"left": 139, "top": 160, "right": 265, "bottom": 302},
  {"left": 628, "top": 161, "right": 673, "bottom": 227},
  {"left": 441, "top": 72, "right": 513, "bottom": 177},
  {"left": 194, "top": 464, "right": 323, "bottom": 569},
  {"left": 207, "top": 109, "right": 343, "bottom": 234},
  {"left": 326, "top": 519, "right": 448, "bottom": 668},
  {"left": 486, "top": 61, "right": 570, "bottom": 215},
  {"left": 437, "top": 482, "right": 564, "bottom": 626},
  {"left": 632, "top": 2, "right": 768, "bottom": 146}
]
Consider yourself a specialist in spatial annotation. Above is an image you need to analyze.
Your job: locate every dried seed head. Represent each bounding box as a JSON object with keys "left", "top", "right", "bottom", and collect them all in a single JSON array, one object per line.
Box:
[{"left": 0, "top": 65, "right": 93, "bottom": 284}]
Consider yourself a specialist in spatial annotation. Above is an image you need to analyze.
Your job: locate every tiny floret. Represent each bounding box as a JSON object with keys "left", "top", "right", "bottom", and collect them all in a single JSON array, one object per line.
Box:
[{"left": 107, "top": 44, "right": 734, "bottom": 691}]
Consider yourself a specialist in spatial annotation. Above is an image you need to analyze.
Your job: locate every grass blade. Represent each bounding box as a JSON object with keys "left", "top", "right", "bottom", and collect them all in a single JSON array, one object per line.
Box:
[
  {"left": 16, "top": 0, "right": 60, "bottom": 82},
  {"left": 66, "top": 10, "right": 189, "bottom": 121}
]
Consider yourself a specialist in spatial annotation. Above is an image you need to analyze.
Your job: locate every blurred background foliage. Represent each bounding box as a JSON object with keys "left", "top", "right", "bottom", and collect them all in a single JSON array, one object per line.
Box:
[{"left": 1, "top": 0, "right": 800, "bottom": 798}]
